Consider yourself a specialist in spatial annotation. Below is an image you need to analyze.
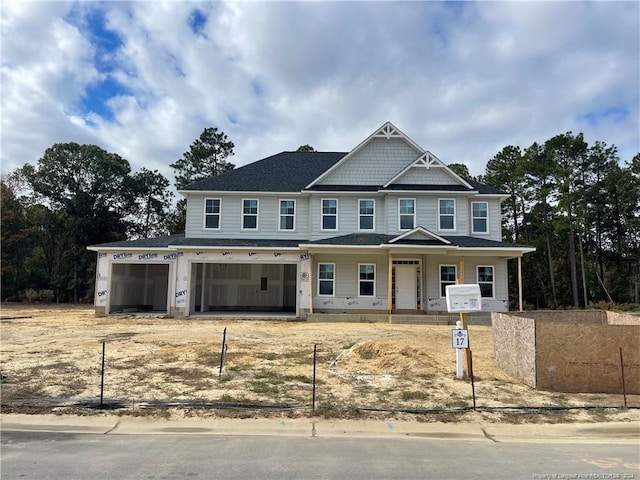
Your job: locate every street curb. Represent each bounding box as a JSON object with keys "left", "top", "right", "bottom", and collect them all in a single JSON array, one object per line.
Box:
[{"left": 1, "top": 415, "right": 638, "bottom": 443}]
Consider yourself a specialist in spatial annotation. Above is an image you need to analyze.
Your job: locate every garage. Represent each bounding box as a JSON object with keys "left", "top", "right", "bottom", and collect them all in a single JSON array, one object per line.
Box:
[
  {"left": 109, "top": 263, "right": 170, "bottom": 313},
  {"left": 190, "top": 263, "right": 297, "bottom": 314}
]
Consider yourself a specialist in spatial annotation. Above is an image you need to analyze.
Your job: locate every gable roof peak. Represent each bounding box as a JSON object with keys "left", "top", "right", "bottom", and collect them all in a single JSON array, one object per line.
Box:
[{"left": 305, "top": 121, "right": 425, "bottom": 189}]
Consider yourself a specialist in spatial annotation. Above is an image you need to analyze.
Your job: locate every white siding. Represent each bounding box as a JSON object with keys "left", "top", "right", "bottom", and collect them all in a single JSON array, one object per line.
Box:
[{"left": 318, "top": 137, "right": 421, "bottom": 185}]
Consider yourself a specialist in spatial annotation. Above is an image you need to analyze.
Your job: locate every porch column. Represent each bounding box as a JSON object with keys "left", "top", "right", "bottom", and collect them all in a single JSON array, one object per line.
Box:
[
  {"left": 308, "top": 254, "right": 313, "bottom": 314},
  {"left": 387, "top": 253, "right": 393, "bottom": 313},
  {"left": 518, "top": 256, "right": 523, "bottom": 312},
  {"left": 200, "top": 263, "right": 206, "bottom": 313}
]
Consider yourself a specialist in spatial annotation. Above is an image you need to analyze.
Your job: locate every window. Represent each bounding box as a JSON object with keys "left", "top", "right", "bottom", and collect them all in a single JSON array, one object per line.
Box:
[
  {"left": 399, "top": 198, "right": 415, "bottom": 230},
  {"left": 318, "top": 263, "right": 335, "bottom": 296},
  {"left": 477, "top": 266, "right": 494, "bottom": 298},
  {"left": 242, "top": 199, "right": 258, "bottom": 229},
  {"left": 204, "top": 198, "right": 221, "bottom": 229},
  {"left": 358, "top": 264, "right": 375, "bottom": 297},
  {"left": 322, "top": 199, "right": 338, "bottom": 230},
  {"left": 439, "top": 199, "right": 456, "bottom": 231},
  {"left": 359, "top": 199, "right": 375, "bottom": 231},
  {"left": 279, "top": 200, "right": 295, "bottom": 231},
  {"left": 440, "top": 265, "right": 457, "bottom": 297},
  {"left": 472, "top": 202, "right": 488, "bottom": 234}
]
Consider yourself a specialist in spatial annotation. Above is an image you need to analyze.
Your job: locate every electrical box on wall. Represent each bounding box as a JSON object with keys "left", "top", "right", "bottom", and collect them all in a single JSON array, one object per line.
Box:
[{"left": 445, "top": 284, "right": 482, "bottom": 313}]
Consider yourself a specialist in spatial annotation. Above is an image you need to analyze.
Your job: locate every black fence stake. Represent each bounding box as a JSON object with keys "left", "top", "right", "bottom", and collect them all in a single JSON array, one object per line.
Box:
[
  {"left": 100, "top": 341, "right": 106, "bottom": 407},
  {"left": 312, "top": 344, "right": 317, "bottom": 411},
  {"left": 469, "top": 349, "right": 476, "bottom": 411},
  {"left": 620, "top": 347, "right": 627, "bottom": 408},
  {"left": 219, "top": 327, "right": 227, "bottom": 377}
]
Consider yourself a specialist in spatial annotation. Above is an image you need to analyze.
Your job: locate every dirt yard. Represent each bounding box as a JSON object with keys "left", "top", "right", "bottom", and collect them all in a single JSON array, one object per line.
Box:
[{"left": 1, "top": 304, "right": 638, "bottom": 424}]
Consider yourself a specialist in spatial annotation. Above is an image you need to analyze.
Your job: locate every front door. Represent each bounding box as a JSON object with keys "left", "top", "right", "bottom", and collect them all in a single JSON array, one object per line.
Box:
[{"left": 395, "top": 265, "right": 416, "bottom": 309}]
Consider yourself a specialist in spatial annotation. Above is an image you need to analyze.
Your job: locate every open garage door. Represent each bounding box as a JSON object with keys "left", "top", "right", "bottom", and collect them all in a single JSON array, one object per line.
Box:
[
  {"left": 109, "top": 264, "right": 170, "bottom": 313},
  {"left": 190, "top": 263, "right": 296, "bottom": 314}
]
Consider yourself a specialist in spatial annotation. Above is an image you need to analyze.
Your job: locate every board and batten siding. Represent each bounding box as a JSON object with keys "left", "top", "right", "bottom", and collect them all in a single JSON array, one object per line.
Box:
[
  {"left": 318, "top": 137, "right": 420, "bottom": 186},
  {"left": 185, "top": 194, "right": 310, "bottom": 239}
]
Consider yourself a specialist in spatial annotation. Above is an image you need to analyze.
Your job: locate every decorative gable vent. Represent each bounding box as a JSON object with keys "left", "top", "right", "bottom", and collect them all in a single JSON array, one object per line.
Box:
[
  {"left": 374, "top": 123, "right": 403, "bottom": 140},
  {"left": 412, "top": 153, "right": 440, "bottom": 169}
]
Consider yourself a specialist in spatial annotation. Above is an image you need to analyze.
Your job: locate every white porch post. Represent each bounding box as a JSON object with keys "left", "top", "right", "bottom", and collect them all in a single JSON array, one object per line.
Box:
[
  {"left": 387, "top": 253, "right": 393, "bottom": 313},
  {"left": 518, "top": 256, "right": 523, "bottom": 312}
]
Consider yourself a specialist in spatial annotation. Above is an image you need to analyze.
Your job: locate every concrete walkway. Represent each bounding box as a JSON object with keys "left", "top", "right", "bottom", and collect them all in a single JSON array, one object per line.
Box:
[{"left": 2, "top": 414, "right": 638, "bottom": 444}]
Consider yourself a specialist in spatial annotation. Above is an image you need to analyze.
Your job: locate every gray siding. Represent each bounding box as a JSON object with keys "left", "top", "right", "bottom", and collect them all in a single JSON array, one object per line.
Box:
[
  {"left": 185, "top": 193, "right": 310, "bottom": 239},
  {"left": 424, "top": 255, "right": 508, "bottom": 302},
  {"left": 318, "top": 137, "right": 420, "bottom": 185},
  {"left": 313, "top": 253, "right": 389, "bottom": 299},
  {"left": 392, "top": 165, "right": 459, "bottom": 185}
]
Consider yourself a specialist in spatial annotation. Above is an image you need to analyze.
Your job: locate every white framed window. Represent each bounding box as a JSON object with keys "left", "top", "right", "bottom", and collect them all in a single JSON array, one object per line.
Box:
[
  {"left": 440, "top": 264, "right": 457, "bottom": 297},
  {"left": 318, "top": 263, "right": 335, "bottom": 296},
  {"left": 399, "top": 198, "right": 415, "bottom": 230},
  {"left": 242, "top": 199, "right": 258, "bottom": 230},
  {"left": 439, "top": 198, "right": 456, "bottom": 231},
  {"left": 472, "top": 202, "right": 488, "bottom": 234},
  {"left": 477, "top": 265, "right": 494, "bottom": 298},
  {"left": 279, "top": 199, "right": 296, "bottom": 231},
  {"left": 204, "top": 198, "right": 221, "bottom": 229},
  {"left": 358, "top": 199, "right": 375, "bottom": 231},
  {"left": 321, "top": 199, "right": 338, "bottom": 231},
  {"left": 358, "top": 264, "right": 376, "bottom": 297}
]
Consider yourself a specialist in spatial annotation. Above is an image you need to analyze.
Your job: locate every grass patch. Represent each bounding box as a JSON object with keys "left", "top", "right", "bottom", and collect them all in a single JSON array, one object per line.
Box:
[
  {"left": 250, "top": 380, "right": 279, "bottom": 395},
  {"left": 400, "top": 390, "right": 430, "bottom": 401}
]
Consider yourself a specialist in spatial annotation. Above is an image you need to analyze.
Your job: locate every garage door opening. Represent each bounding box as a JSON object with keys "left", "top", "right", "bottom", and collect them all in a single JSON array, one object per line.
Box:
[
  {"left": 190, "top": 263, "right": 297, "bottom": 314},
  {"left": 109, "top": 264, "right": 169, "bottom": 313}
]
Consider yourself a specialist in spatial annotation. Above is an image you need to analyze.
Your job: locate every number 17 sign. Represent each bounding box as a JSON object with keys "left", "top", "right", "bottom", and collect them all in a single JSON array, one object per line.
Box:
[{"left": 451, "top": 328, "right": 469, "bottom": 349}]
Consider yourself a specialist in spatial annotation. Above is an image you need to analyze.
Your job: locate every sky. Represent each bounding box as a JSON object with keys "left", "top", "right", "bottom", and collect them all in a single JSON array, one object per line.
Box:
[{"left": 1, "top": 1, "right": 639, "bottom": 187}]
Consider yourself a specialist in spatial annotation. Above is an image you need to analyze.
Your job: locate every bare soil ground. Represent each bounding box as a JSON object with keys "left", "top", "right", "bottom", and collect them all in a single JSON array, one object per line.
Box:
[{"left": 1, "top": 304, "right": 638, "bottom": 424}]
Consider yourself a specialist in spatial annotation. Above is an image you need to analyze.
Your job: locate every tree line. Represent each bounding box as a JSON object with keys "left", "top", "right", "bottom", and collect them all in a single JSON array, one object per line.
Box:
[
  {"left": 1, "top": 128, "right": 638, "bottom": 308},
  {"left": 1, "top": 128, "right": 234, "bottom": 303}
]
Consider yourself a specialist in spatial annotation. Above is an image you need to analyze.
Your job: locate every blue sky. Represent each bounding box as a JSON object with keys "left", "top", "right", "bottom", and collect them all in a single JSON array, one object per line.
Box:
[{"left": 1, "top": 1, "right": 638, "bottom": 185}]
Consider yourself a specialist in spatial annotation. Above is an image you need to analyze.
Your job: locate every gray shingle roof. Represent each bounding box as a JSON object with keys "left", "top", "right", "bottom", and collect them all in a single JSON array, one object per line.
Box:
[
  {"left": 90, "top": 233, "right": 530, "bottom": 250},
  {"left": 180, "top": 150, "right": 504, "bottom": 195},
  {"left": 303, "top": 233, "right": 529, "bottom": 249},
  {"left": 89, "top": 234, "right": 185, "bottom": 249},
  {"left": 182, "top": 151, "right": 347, "bottom": 192}
]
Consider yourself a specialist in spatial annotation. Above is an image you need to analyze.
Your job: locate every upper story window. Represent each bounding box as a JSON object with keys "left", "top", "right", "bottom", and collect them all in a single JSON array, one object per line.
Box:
[
  {"left": 477, "top": 265, "right": 494, "bottom": 298},
  {"left": 439, "top": 199, "right": 456, "bottom": 231},
  {"left": 318, "top": 263, "right": 335, "bottom": 296},
  {"left": 399, "top": 198, "right": 415, "bottom": 230},
  {"left": 322, "top": 199, "right": 338, "bottom": 230},
  {"left": 440, "top": 264, "right": 457, "bottom": 297},
  {"left": 472, "top": 202, "right": 488, "bottom": 234},
  {"left": 204, "top": 198, "right": 221, "bottom": 229},
  {"left": 358, "top": 264, "right": 376, "bottom": 297},
  {"left": 279, "top": 200, "right": 295, "bottom": 231},
  {"left": 359, "top": 199, "right": 375, "bottom": 231},
  {"left": 242, "top": 199, "right": 258, "bottom": 230}
]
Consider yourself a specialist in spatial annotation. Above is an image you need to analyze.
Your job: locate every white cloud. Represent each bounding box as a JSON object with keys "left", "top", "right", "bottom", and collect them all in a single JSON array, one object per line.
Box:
[{"left": 1, "top": 0, "right": 638, "bottom": 184}]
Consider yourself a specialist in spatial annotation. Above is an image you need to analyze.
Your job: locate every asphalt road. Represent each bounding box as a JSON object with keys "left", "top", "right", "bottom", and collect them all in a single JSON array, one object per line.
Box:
[{"left": 2, "top": 431, "right": 639, "bottom": 480}]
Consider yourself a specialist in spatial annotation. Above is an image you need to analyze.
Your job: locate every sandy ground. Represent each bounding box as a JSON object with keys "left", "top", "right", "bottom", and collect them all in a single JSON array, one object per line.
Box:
[{"left": 1, "top": 304, "right": 638, "bottom": 424}]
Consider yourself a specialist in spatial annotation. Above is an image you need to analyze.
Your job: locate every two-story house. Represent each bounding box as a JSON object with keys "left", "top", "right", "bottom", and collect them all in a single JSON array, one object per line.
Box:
[{"left": 88, "top": 122, "right": 534, "bottom": 318}]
